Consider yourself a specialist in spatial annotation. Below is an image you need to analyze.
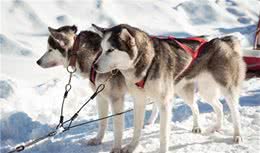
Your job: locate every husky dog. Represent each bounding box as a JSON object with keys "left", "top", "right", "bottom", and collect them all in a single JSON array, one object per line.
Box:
[
  {"left": 93, "top": 24, "right": 246, "bottom": 153},
  {"left": 37, "top": 25, "right": 128, "bottom": 152}
]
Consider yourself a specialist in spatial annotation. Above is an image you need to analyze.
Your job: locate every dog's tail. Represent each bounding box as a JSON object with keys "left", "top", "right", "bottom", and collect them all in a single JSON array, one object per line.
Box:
[
  {"left": 220, "top": 36, "right": 242, "bottom": 56},
  {"left": 219, "top": 35, "right": 246, "bottom": 87}
]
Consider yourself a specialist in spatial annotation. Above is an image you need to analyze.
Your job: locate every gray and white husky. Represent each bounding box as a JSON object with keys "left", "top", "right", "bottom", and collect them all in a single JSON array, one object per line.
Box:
[
  {"left": 37, "top": 25, "right": 165, "bottom": 153},
  {"left": 93, "top": 24, "right": 246, "bottom": 153},
  {"left": 37, "top": 25, "right": 128, "bottom": 152}
]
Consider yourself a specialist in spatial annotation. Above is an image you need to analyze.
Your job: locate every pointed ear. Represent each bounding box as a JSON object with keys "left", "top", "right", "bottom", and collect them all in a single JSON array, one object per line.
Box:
[
  {"left": 91, "top": 24, "right": 105, "bottom": 37},
  {"left": 48, "top": 27, "right": 57, "bottom": 35},
  {"left": 48, "top": 27, "right": 66, "bottom": 47},
  {"left": 119, "top": 28, "right": 136, "bottom": 48},
  {"left": 71, "top": 25, "right": 77, "bottom": 33},
  {"left": 48, "top": 27, "right": 63, "bottom": 39}
]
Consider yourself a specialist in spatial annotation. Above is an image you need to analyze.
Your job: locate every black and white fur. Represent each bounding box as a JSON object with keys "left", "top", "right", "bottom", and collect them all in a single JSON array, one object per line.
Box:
[
  {"left": 37, "top": 25, "right": 129, "bottom": 153},
  {"left": 93, "top": 24, "right": 246, "bottom": 153}
]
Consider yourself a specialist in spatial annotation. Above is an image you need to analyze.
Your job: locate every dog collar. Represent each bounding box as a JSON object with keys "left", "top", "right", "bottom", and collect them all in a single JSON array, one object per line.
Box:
[
  {"left": 90, "top": 52, "right": 102, "bottom": 85},
  {"left": 68, "top": 35, "right": 81, "bottom": 67},
  {"left": 68, "top": 35, "right": 98, "bottom": 86},
  {"left": 90, "top": 66, "right": 97, "bottom": 85}
]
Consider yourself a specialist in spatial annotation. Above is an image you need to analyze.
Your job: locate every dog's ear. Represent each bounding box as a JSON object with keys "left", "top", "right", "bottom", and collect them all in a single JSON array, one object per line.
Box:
[
  {"left": 48, "top": 27, "right": 63, "bottom": 40},
  {"left": 48, "top": 27, "right": 66, "bottom": 47},
  {"left": 71, "top": 25, "right": 77, "bottom": 33},
  {"left": 119, "top": 28, "right": 136, "bottom": 48},
  {"left": 92, "top": 24, "right": 105, "bottom": 37}
]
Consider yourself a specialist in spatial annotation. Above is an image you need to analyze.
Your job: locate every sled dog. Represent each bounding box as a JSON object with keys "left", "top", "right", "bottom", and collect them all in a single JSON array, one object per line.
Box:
[
  {"left": 37, "top": 25, "right": 128, "bottom": 152},
  {"left": 93, "top": 24, "right": 246, "bottom": 153}
]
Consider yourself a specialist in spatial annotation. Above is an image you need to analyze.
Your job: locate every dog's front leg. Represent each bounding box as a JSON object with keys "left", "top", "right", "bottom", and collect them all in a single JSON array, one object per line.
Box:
[
  {"left": 159, "top": 95, "right": 173, "bottom": 153},
  {"left": 121, "top": 93, "right": 146, "bottom": 153},
  {"left": 110, "top": 96, "right": 124, "bottom": 153},
  {"left": 87, "top": 96, "right": 108, "bottom": 145},
  {"left": 147, "top": 103, "right": 159, "bottom": 126}
]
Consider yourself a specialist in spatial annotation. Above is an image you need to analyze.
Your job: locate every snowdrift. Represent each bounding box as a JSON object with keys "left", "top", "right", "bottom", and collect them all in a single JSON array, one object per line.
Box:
[{"left": 1, "top": 0, "right": 260, "bottom": 153}]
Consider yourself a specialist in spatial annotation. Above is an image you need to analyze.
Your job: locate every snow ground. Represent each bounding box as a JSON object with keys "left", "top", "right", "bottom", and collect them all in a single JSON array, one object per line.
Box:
[{"left": 1, "top": 0, "right": 260, "bottom": 153}]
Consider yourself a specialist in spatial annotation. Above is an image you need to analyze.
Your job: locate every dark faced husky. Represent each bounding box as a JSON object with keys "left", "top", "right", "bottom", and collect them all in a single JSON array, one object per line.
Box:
[
  {"left": 37, "top": 25, "right": 129, "bottom": 153},
  {"left": 93, "top": 24, "right": 246, "bottom": 153}
]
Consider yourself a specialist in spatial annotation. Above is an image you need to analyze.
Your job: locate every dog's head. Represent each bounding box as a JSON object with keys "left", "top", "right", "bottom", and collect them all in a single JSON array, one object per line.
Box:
[
  {"left": 93, "top": 24, "right": 152, "bottom": 73},
  {"left": 37, "top": 25, "right": 77, "bottom": 68}
]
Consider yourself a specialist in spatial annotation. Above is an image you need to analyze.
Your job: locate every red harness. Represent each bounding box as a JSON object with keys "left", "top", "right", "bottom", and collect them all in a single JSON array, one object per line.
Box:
[
  {"left": 70, "top": 35, "right": 207, "bottom": 87},
  {"left": 69, "top": 36, "right": 80, "bottom": 67},
  {"left": 89, "top": 52, "right": 102, "bottom": 85},
  {"left": 135, "top": 36, "right": 208, "bottom": 88},
  {"left": 68, "top": 35, "right": 100, "bottom": 86}
]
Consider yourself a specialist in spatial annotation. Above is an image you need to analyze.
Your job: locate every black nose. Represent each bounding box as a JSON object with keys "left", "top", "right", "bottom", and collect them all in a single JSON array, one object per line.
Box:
[
  {"left": 93, "top": 63, "right": 99, "bottom": 70},
  {"left": 36, "top": 60, "right": 41, "bottom": 65}
]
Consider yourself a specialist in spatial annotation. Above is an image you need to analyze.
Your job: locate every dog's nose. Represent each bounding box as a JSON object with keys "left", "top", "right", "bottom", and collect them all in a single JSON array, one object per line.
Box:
[
  {"left": 93, "top": 63, "right": 99, "bottom": 70},
  {"left": 36, "top": 60, "right": 41, "bottom": 65}
]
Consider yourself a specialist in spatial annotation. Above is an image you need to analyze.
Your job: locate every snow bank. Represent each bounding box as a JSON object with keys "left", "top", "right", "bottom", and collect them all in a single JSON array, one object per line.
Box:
[
  {"left": 0, "top": 34, "right": 33, "bottom": 57},
  {"left": 1, "top": 0, "right": 260, "bottom": 152},
  {"left": 0, "top": 112, "right": 50, "bottom": 145},
  {"left": 0, "top": 79, "right": 15, "bottom": 100},
  {"left": 1, "top": 0, "right": 47, "bottom": 34}
]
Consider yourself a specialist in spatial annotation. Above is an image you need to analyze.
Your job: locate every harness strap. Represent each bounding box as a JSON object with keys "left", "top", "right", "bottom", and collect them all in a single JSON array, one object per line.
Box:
[
  {"left": 168, "top": 36, "right": 207, "bottom": 58},
  {"left": 135, "top": 62, "right": 152, "bottom": 88},
  {"left": 135, "top": 36, "right": 207, "bottom": 88},
  {"left": 90, "top": 52, "right": 102, "bottom": 85},
  {"left": 90, "top": 67, "right": 97, "bottom": 85},
  {"left": 174, "top": 38, "right": 207, "bottom": 81},
  {"left": 68, "top": 34, "right": 101, "bottom": 85},
  {"left": 168, "top": 36, "right": 195, "bottom": 57},
  {"left": 135, "top": 57, "right": 155, "bottom": 88},
  {"left": 135, "top": 80, "right": 145, "bottom": 88},
  {"left": 69, "top": 36, "right": 80, "bottom": 67}
]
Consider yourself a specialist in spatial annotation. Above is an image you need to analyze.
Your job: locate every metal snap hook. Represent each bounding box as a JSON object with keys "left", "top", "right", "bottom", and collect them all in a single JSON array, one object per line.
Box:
[
  {"left": 67, "top": 65, "right": 77, "bottom": 73},
  {"left": 65, "top": 84, "right": 72, "bottom": 92}
]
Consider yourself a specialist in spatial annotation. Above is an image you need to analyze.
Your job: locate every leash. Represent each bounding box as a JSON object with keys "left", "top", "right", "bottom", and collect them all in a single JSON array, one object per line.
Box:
[
  {"left": 55, "top": 66, "right": 76, "bottom": 129},
  {"left": 6, "top": 67, "right": 119, "bottom": 153},
  {"left": 7, "top": 130, "right": 58, "bottom": 153},
  {"left": 56, "top": 66, "right": 119, "bottom": 131},
  {"left": 7, "top": 43, "right": 120, "bottom": 153},
  {"left": 7, "top": 103, "right": 136, "bottom": 153}
]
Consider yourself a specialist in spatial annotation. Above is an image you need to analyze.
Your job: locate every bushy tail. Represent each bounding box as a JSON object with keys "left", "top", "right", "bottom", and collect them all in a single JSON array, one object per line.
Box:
[
  {"left": 221, "top": 36, "right": 246, "bottom": 86},
  {"left": 220, "top": 36, "right": 242, "bottom": 55}
]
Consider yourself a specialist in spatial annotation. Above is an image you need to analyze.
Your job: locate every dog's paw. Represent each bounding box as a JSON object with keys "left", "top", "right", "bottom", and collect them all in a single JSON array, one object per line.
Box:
[
  {"left": 87, "top": 137, "right": 102, "bottom": 146},
  {"left": 192, "top": 127, "right": 202, "bottom": 134},
  {"left": 234, "top": 136, "right": 243, "bottom": 144},
  {"left": 120, "top": 144, "right": 135, "bottom": 153},
  {"left": 110, "top": 148, "right": 121, "bottom": 153}
]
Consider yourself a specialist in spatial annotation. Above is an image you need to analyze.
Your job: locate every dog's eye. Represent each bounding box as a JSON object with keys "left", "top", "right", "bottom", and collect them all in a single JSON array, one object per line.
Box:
[
  {"left": 48, "top": 49, "right": 52, "bottom": 52},
  {"left": 107, "top": 49, "right": 115, "bottom": 53}
]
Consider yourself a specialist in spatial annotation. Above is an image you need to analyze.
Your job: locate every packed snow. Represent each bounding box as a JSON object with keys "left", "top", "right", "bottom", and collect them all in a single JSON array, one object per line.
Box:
[{"left": 0, "top": 0, "right": 260, "bottom": 153}]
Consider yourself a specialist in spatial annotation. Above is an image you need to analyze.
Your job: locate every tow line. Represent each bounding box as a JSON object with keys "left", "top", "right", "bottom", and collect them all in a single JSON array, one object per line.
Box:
[{"left": 7, "top": 66, "right": 124, "bottom": 153}]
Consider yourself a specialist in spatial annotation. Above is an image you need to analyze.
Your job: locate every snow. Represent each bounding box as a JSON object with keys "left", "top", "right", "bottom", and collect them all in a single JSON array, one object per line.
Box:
[{"left": 0, "top": 0, "right": 260, "bottom": 153}]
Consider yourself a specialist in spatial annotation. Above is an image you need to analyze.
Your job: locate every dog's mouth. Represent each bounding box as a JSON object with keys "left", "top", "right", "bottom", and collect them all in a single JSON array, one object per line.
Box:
[{"left": 39, "top": 62, "right": 58, "bottom": 68}]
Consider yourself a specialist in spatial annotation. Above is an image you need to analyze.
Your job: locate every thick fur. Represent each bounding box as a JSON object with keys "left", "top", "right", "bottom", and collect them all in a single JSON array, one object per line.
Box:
[
  {"left": 37, "top": 25, "right": 129, "bottom": 153},
  {"left": 94, "top": 24, "right": 246, "bottom": 153}
]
